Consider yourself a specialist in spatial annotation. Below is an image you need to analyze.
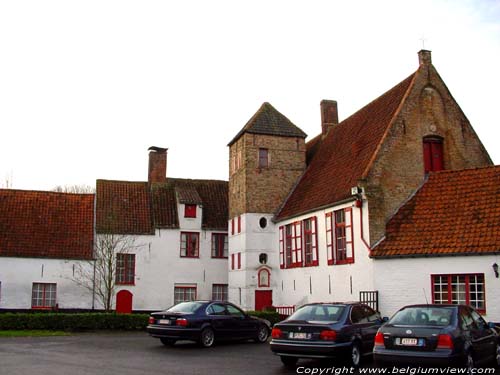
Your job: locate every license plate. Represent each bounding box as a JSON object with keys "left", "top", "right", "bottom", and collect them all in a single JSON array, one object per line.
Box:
[
  {"left": 400, "top": 338, "right": 418, "bottom": 346},
  {"left": 289, "top": 332, "right": 310, "bottom": 339},
  {"left": 158, "top": 319, "right": 171, "bottom": 325}
]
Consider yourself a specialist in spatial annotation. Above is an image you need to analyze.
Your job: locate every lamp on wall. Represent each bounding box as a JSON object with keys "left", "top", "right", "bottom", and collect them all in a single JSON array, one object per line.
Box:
[{"left": 493, "top": 263, "right": 499, "bottom": 278}]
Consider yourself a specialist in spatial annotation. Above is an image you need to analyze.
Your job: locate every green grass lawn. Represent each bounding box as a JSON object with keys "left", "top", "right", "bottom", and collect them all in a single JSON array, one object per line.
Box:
[{"left": 0, "top": 330, "right": 71, "bottom": 337}]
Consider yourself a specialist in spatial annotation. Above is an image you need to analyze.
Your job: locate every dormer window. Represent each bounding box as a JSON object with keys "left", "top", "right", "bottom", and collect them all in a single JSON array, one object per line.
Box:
[
  {"left": 423, "top": 137, "right": 444, "bottom": 174},
  {"left": 184, "top": 204, "right": 197, "bottom": 218}
]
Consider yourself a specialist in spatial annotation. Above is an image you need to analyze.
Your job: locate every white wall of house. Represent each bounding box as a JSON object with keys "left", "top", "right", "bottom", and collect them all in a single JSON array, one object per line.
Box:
[
  {"left": 373, "top": 255, "right": 500, "bottom": 322},
  {"left": 273, "top": 200, "right": 374, "bottom": 309},
  {"left": 119, "top": 227, "right": 228, "bottom": 311},
  {"left": 0, "top": 257, "right": 94, "bottom": 309}
]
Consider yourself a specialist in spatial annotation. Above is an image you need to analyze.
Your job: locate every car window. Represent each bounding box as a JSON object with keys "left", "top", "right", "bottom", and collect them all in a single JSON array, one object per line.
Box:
[
  {"left": 207, "top": 303, "right": 226, "bottom": 316},
  {"left": 460, "top": 308, "right": 476, "bottom": 331},
  {"left": 362, "top": 305, "right": 380, "bottom": 322},
  {"left": 288, "top": 305, "right": 345, "bottom": 322},
  {"left": 226, "top": 304, "right": 245, "bottom": 317},
  {"left": 167, "top": 301, "right": 204, "bottom": 313},
  {"left": 351, "top": 306, "right": 366, "bottom": 324},
  {"left": 390, "top": 307, "right": 453, "bottom": 326},
  {"left": 470, "top": 309, "right": 486, "bottom": 330}
]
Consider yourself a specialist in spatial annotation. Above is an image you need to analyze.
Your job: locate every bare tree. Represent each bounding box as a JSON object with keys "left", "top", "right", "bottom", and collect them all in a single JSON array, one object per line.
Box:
[
  {"left": 53, "top": 184, "right": 95, "bottom": 193},
  {"left": 72, "top": 234, "right": 140, "bottom": 311},
  {"left": 1, "top": 171, "right": 13, "bottom": 188}
]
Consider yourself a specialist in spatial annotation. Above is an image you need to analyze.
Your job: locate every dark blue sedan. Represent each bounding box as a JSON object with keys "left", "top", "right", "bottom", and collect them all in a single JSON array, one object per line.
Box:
[
  {"left": 270, "top": 302, "right": 384, "bottom": 367},
  {"left": 146, "top": 300, "right": 271, "bottom": 347}
]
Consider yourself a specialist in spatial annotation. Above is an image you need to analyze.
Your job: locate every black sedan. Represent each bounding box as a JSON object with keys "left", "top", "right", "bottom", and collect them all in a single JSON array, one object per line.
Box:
[
  {"left": 373, "top": 304, "right": 500, "bottom": 369},
  {"left": 146, "top": 300, "right": 271, "bottom": 347},
  {"left": 270, "top": 302, "right": 384, "bottom": 367}
]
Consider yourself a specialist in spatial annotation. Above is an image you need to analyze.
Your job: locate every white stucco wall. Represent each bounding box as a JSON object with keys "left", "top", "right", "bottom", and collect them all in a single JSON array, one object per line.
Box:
[
  {"left": 373, "top": 255, "right": 500, "bottom": 322},
  {"left": 274, "top": 201, "right": 374, "bottom": 309},
  {"left": 0, "top": 257, "right": 94, "bottom": 309}
]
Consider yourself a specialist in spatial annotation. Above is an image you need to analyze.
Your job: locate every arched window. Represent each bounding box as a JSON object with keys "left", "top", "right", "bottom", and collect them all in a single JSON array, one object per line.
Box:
[
  {"left": 258, "top": 269, "right": 270, "bottom": 288},
  {"left": 423, "top": 137, "right": 444, "bottom": 174}
]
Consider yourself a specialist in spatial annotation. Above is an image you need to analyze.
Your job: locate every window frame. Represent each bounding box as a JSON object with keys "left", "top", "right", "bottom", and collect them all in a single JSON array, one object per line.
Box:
[
  {"left": 279, "top": 216, "right": 319, "bottom": 269},
  {"left": 212, "top": 284, "right": 228, "bottom": 301},
  {"left": 31, "top": 282, "right": 57, "bottom": 310},
  {"left": 327, "top": 208, "right": 354, "bottom": 265},
  {"left": 258, "top": 268, "right": 271, "bottom": 288},
  {"left": 258, "top": 148, "right": 269, "bottom": 168},
  {"left": 211, "top": 233, "right": 228, "bottom": 258},
  {"left": 174, "top": 285, "right": 197, "bottom": 305},
  {"left": 431, "top": 273, "right": 486, "bottom": 313},
  {"left": 180, "top": 232, "right": 200, "bottom": 258},
  {"left": 116, "top": 253, "right": 136, "bottom": 285},
  {"left": 184, "top": 204, "right": 197, "bottom": 218},
  {"left": 303, "top": 217, "right": 319, "bottom": 267}
]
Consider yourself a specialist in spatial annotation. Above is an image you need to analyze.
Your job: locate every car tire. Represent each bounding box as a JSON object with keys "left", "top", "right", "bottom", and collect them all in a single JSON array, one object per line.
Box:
[
  {"left": 254, "top": 325, "right": 269, "bottom": 343},
  {"left": 280, "top": 356, "right": 298, "bottom": 368},
  {"left": 466, "top": 351, "right": 476, "bottom": 373},
  {"left": 160, "top": 338, "right": 176, "bottom": 346},
  {"left": 199, "top": 327, "right": 215, "bottom": 348},
  {"left": 350, "top": 342, "right": 362, "bottom": 368}
]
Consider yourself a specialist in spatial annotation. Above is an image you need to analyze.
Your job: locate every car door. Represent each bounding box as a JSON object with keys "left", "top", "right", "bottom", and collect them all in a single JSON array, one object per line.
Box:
[
  {"left": 469, "top": 308, "right": 497, "bottom": 364},
  {"left": 206, "top": 303, "right": 232, "bottom": 339},
  {"left": 225, "top": 303, "right": 256, "bottom": 339},
  {"left": 350, "top": 304, "right": 380, "bottom": 353}
]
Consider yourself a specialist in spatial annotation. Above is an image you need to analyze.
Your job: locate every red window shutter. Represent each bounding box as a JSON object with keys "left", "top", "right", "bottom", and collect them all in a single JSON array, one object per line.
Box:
[
  {"left": 237, "top": 216, "right": 241, "bottom": 233},
  {"left": 423, "top": 141, "right": 432, "bottom": 173},
  {"left": 185, "top": 204, "right": 196, "bottom": 218},
  {"left": 237, "top": 253, "right": 241, "bottom": 269},
  {"left": 431, "top": 142, "right": 444, "bottom": 171},
  {"left": 231, "top": 254, "right": 235, "bottom": 270},
  {"left": 231, "top": 218, "right": 234, "bottom": 235},
  {"left": 279, "top": 226, "right": 285, "bottom": 269}
]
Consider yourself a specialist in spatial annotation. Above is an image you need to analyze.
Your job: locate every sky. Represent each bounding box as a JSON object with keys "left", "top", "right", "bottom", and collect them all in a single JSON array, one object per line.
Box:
[{"left": 1, "top": 0, "right": 499, "bottom": 191}]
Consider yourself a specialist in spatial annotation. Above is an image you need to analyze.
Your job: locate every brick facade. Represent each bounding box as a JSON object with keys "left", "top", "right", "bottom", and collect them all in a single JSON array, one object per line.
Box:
[{"left": 229, "top": 133, "right": 306, "bottom": 218}]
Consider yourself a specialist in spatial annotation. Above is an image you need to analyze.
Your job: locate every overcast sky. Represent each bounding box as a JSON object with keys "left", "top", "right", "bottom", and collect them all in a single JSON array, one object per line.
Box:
[{"left": 1, "top": 0, "right": 499, "bottom": 191}]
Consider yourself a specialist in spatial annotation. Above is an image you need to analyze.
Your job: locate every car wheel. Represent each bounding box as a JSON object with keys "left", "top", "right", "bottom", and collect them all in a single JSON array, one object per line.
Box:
[
  {"left": 254, "top": 325, "right": 269, "bottom": 343},
  {"left": 199, "top": 327, "right": 215, "bottom": 348},
  {"left": 350, "top": 342, "right": 362, "bottom": 368},
  {"left": 280, "top": 356, "right": 298, "bottom": 368},
  {"left": 466, "top": 351, "right": 476, "bottom": 373},
  {"left": 160, "top": 338, "right": 176, "bottom": 346}
]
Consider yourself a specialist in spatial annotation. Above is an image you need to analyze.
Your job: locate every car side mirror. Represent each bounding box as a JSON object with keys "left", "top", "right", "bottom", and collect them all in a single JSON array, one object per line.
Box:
[
  {"left": 381, "top": 317, "right": 389, "bottom": 323},
  {"left": 488, "top": 322, "right": 497, "bottom": 329}
]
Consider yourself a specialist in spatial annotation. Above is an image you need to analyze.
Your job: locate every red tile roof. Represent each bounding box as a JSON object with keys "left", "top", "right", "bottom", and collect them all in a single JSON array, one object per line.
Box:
[
  {"left": 276, "top": 73, "right": 416, "bottom": 220},
  {"left": 96, "top": 178, "right": 228, "bottom": 234},
  {"left": 371, "top": 166, "right": 500, "bottom": 258},
  {"left": 0, "top": 189, "right": 94, "bottom": 260}
]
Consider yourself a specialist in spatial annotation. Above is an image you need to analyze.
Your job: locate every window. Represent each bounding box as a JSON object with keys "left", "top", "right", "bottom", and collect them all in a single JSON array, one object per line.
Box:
[
  {"left": 174, "top": 285, "right": 197, "bottom": 305},
  {"left": 259, "top": 217, "right": 267, "bottom": 229},
  {"left": 227, "top": 304, "right": 245, "bottom": 318},
  {"left": 327, "top": 208, "right": 354, "bottom": 265},
  {"left": 184, "top": 204, "right": 197, "bottom": 218},
  {"left": 423, "top": 138, "right": 444, "bottom": 173},
  {"left": 212, "top": 284, "right": 228, "bottom": 301},
  {"left": 432, "top": 274, "right": 485, "bottom": 312},
  {"left": 116, "top": 254, "right": 135, "bottom": 285},
  {"left": 180, "top": 232, "right": 199, "bottom": 258},
  {"left": 237, "top": 215, "right": 241, "bottom": 233},
  {"left": 32, "top": 283, "right": 56, "bottom": 309},
  {"left": 279, "top": 216, "right": 319, "bottom": 269},
  {"left": 231, "top": 218, "right": 235, "bottom": 235},
  {"left": 258, "top": 148, "right": 268, "bottom": 168},
  {"left": 207, "top": 303, "right": 226, "bottom": 315},
  {"left": 211, "top": 233, "right": 228, "bottom": 258},
  {"left": 258, "top": 269, "right": 270, "bottom": 287},
  {"left": 231, "top": 253, "right": 235, "bottom": 270},
  {"left": 237, "top": 252, "right": 241, "bottom": 269}
]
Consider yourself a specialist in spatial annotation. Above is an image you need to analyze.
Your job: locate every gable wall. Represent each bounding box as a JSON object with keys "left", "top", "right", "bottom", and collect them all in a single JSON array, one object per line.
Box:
[{"left": 365, "top": 65, "right": 492, "bottom": 245}]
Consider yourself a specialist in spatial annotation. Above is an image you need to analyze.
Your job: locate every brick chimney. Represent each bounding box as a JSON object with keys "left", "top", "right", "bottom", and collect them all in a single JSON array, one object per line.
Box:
[
  {"left": 418, "top": 49, "right": 432, "bottom": 66},
  {"left": 148, "top": 146, "right": 168, "bottom": 183},
  {"left": 321, "top": 100, "right": 338, "bottom": 137}
]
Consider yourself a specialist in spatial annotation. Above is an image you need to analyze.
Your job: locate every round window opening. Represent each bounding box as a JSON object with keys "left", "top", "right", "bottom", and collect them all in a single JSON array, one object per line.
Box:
[
  {"left": 259, "top": 217, "right": 267, "bottom": 229},
  {"left": 259, "top": 253, "right": 268, "bottom": 264}
]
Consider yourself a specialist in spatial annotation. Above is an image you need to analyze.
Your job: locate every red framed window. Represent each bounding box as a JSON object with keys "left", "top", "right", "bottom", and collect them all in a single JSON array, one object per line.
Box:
[
  {"left": 237, "top": 252, "right": 241, "bottom": 269},
  {"left": 423, "top": 138, "right": 444, "bottom": 173},
  {"left": 326, "top": 212, "right": 334, "bottom": 265},
  {"left": 258, "top": 269, "right": 271, "bottom": 287},
  {"left": 327, "top": 208, "right": 354, "bottom": 265},
  {"left": 174, "top": 285, "right": 197, "bottom": 304},
  {"left": 212, "top": 284, "right": 228, "bottom": 301},
  {"left": 116, "top": 254, "right": 135, "bottom": 285},
  {"left": 211, "top": 233, "right": 228, "bottom": 258},
  {"left": 32, "top": 283, "right": 56, "bottom": 309},
  {"left": 180, "top": 232, "right": 199, "bottom": 258},
  {"left": 184, "top": 204, "right": 197, "bottom": 218},
  {"left": 237, "top": 215, "right": 241, "bottom": 233},
  {"left": 258, "top": 148, "right": 269, "bottom": 168},
  {"left": 231, "top": 253, "right": 235, "bottom": 270},
  {"left": 285, "top": 224, "right": 293, "bottom": 267},
  {"left": 303, "top": 217, "right": 318, "bottom": 267},
  {"left": 432, "top": 274, "right": 485, "bottom": 313}
]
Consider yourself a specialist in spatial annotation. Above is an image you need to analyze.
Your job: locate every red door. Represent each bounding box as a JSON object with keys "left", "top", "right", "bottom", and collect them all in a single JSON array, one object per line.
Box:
[
  {"left": 255, "top": 290, "right": 272, "bottom": 311},
  {"left": 116, "top": 290, "right": 133, "bottom": 314},
  {"left": 423, "top": 139, "right": 443, "bottom": 173}
]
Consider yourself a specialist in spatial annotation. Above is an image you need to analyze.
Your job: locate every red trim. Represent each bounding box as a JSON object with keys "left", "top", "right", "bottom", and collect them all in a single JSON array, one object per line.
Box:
[
  {"left": 211, "top": 233, "right": 228, "bottom": 258},
  {"left": 431, "top": 273, "right": 486, "bottom": 314},
  {"left": 237, "top": 215, "right": 241, "bottom": 233},
  {"left": 180, "top": 232, "right": 200, "bottom": 258},
  {"left": 231, "top": 218, "right": 234, "bottom": 235},
  {"left": 184, "top": 204, "right": 197, "bottom": 218},
  {"left": 116, "top": 253, "right": 135, "bottom": 285},
  {"left": 304, "top": 216, "right": 319, "bottom": 267},
  {"left": 31, "top": 283, "right": 57, "bottom": 309},
  {"left": 279, "top": 226, "right": 285, "bottom": 269},
  {"left": 237, "top": 252, "right": 241, "bottom": 269},
  {"left": 332, "top": 208, "right": 354, "bottom": 265},
  {"left": 231, "top": 253, "right": 235, "bottom": 270},
  {"left": 326, "top": 212, "right": 334, "bottom": 265}
]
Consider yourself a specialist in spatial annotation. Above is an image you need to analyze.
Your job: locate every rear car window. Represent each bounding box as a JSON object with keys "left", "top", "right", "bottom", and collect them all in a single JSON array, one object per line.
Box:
[
  {"left": 167, "top": 302, "right": 205, "bottom": 313},
  {"left": 288, "top": 305, "right": 345, "bottom": 322},
  {"left": 390, "top": 307, "right": 453, "bottom": 326}
]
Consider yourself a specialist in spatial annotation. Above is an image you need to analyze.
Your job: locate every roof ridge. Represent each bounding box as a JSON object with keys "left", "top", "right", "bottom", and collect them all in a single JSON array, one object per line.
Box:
[{"left": 0, "top": 188, "right": 94, "bottom": 197}]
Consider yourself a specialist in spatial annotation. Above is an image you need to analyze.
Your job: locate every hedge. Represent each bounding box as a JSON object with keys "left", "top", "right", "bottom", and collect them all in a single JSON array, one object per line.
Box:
[{"left": 0, "top": 313, "right": 149, "bottom": 331}]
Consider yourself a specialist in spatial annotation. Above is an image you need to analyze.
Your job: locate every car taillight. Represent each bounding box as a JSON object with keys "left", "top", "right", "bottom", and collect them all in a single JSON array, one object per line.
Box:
[
  {"left": 319, "top": 330, "right": 337, "bottom": 341},
  {"left": 374, "top": 332, "right": 385, "bottom": 347},
  {"left": 176, "top": 318, "right": 188, "bottom": 327},
  {"left": 271, "top": 328, "right": 283, "bottom": 339},
  {"left": 437, "top": 334, "right": 454, "bottom": 349},
  {"left": 148, "top": 317, "right": 155, "bottom": 325}
]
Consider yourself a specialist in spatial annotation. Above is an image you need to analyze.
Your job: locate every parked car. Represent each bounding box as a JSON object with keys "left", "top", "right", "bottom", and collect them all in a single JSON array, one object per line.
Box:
[
  {"left": 373, "top": 304, "right": 500, "bottom": 369},
  {"left": 146, "top": 300, "right": 271, "bottom": 347},
  {"left": 270, "top": 302, "right": 384, "bottom": 368}
]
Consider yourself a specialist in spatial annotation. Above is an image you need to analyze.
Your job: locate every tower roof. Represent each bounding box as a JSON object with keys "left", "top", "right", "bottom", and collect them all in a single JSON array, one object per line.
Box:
[{"left": 228, "top": 102, "right": 307, "bottom": 146}]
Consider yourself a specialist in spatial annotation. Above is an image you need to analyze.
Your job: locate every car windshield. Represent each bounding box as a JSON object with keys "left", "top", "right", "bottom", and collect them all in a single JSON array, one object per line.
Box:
[
  {"left": 167, "top": 302, "right": 205, "bottom": 313},
  {"left": 288, "top": 304, "right": 345, "bottom": 323},
  {"left": 390, "top": 307, "right": 454, "bottom": 326}
]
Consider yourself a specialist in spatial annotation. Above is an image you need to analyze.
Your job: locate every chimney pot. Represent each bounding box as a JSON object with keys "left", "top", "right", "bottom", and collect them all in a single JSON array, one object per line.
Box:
[
  {"left": 148, "top": 146, "right": 168, "bottom": 183},
  {"left": 418, "top": 49, "right": 432, "bottom": 66},
  {"left": 320, "top": 100, "right": 338, "bottom": 137}
]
